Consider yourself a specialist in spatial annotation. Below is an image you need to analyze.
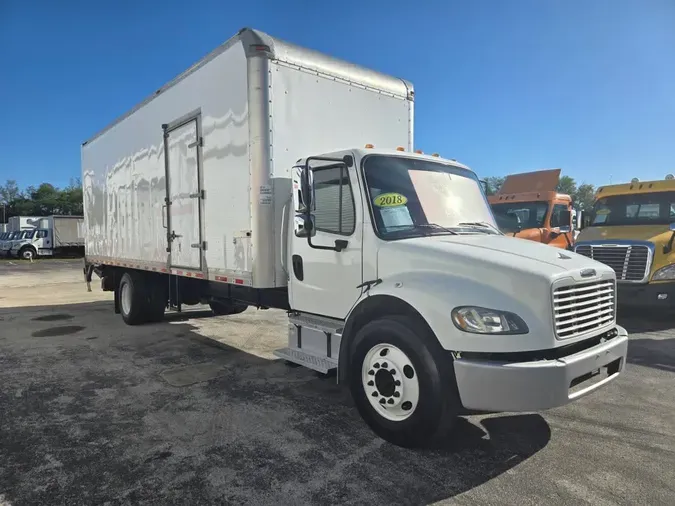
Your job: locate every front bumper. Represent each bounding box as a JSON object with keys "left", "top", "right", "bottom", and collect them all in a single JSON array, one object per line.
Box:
[
  {"left": 617, "top": 281, "right": 675, "bottom": 308},
  {"left": 453, "top": 326, "right": 628, "bottom": 412}
]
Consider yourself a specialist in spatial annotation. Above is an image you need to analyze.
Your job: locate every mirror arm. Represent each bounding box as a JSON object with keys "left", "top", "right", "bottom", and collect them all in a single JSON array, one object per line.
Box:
[
  {"left": 663, "top": 232, "right": 675, "bottom": 254},
  {"left": 307, "top": 232, "right": 347, "bottom": 251}
]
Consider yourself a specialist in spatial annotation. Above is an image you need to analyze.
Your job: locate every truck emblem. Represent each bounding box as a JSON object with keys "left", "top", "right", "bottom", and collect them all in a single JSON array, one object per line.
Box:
[
  {"left": 557, "top": 252, "right": 571, "bottom": 259},
  {"left": 580, "top": 268, "right": 596, "bottom": 278}
]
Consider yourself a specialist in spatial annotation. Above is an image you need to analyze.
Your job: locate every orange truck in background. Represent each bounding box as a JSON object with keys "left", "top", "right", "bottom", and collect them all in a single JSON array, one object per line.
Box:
[{"left": 488, "top": 169, "right": 575, "bottom": 249}]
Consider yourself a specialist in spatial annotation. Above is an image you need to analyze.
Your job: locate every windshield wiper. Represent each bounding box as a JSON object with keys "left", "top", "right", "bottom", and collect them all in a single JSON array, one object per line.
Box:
[
  {"left": 414, "top": 223, "right": 458, "bottom": 235},
  {"left": 456, "top": 221, "right": 502, "bottom": 234}
]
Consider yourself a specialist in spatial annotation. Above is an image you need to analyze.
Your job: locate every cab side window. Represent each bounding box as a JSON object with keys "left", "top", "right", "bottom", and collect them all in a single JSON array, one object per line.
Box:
[
  {"left": 550, "top": 204, "right": 569, "bottom": 227},
  {"left": 37, "top": 230, "right": 48, "bottom": 239},
  {"left": 312, "top": 166, "right": 356, "bottom": 235}
]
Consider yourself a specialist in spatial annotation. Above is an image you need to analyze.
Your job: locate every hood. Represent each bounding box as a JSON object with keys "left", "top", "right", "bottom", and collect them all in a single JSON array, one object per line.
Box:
[
  {"left": 377, "top": 233, "right": 613, "bottom": 282},
  {"left": 578, "top": 224, "right": 671, "bottom": 245}
]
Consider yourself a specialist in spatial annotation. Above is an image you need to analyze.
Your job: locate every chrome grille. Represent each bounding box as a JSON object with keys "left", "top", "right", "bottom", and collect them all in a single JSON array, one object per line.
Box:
[
  {"left": 575, "top": 244, "right": 650, "bottom": 282},
  {"left": 553, "top": 280, "right": 616, "bottom": 339}
]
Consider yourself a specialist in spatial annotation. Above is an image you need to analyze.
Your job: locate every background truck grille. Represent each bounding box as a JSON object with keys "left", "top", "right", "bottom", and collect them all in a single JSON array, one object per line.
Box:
[
  {"left": 553, "top": 280, "right": 615, "bottom": 339},
  {"left": 575, "top": 244, "right": 650, "bottom": 282}
]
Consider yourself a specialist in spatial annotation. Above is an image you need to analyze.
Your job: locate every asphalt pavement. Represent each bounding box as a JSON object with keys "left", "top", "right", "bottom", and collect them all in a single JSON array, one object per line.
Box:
[{"left": 0, "top": 261, "right": 673, "bottom": 505}]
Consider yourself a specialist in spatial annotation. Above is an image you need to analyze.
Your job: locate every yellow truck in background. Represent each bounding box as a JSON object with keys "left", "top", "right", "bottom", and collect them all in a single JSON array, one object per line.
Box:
[
  {"left": 574, "top": 176, "right": 675, "bottom": 308},
  {"left": 489, "top": 169, "right": 575, "bottom": 249}
]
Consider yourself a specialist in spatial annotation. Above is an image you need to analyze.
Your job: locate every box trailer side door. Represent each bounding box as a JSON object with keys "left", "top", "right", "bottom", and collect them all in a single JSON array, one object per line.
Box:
[{"left": 163, "top": 114, "right": 204, "bottom": 270}]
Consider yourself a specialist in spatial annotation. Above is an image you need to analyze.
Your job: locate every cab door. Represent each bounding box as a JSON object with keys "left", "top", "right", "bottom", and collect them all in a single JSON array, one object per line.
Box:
[{"left": 288, "top": 159, "right": 364, "bottom": 319}]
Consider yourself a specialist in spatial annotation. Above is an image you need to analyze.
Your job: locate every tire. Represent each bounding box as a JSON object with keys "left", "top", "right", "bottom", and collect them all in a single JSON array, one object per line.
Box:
[
  {"left": 348, "top": 315, "right": 460, "bottom": 448},
  {"left": 209, "top": 300, "right": 248, "bottom": 316},
  {"left": 118, "top": 272, "right": 149, "bottom": 325},
  {"left": 19, "top": 247, "right": 36, "bottom": 261}
]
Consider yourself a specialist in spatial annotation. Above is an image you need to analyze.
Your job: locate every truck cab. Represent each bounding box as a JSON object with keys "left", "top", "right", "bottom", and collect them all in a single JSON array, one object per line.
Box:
[
  {"left": 0, "top": 230, "right": 25, "bottom": 257},
  {"left": 575, "top": 177, "right": 675, "bottom": 309},
  {"left": 9, "top": 229, "right": 50, "bottom": 260},
  {"left": 488, "top": 169, "right": 575, "bottom": 249},
  {"left": 284, "top": 147, "right": 627, "bottom": 445}
]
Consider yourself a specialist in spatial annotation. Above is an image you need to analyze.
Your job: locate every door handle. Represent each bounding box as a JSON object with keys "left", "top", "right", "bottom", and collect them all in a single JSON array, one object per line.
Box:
[
  {"left": 169, "top": 231, "right": 182, "bottom": 241},
  {"left": 162, "top": 205, "right": 167, "bottom": 228}
]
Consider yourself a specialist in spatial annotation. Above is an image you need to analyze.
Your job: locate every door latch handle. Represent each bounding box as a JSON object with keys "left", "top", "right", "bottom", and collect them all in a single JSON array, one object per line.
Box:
[{"left": 169, "top": 231, "right": 182, "bottom": 241}]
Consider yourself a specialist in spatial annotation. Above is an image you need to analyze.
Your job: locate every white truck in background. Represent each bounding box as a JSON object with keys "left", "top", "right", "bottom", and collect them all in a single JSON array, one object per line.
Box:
[
  {"left": 0, "top": 216, "right": 43, "bottom": 257},
  {"left": 82, "top": 27, "right": 628, "bottom": 447},
  {"left": 4, "top": 215, "right": 84, "bottom": 260}
]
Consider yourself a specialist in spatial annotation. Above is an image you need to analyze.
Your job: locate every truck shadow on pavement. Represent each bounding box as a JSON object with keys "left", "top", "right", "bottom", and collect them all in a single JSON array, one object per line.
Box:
[
  {"left": 618, "top": 313, "right": 675, "bottom": 373},
  {"left": 0, "top": 301, "right": 551, "bottom": 505}
]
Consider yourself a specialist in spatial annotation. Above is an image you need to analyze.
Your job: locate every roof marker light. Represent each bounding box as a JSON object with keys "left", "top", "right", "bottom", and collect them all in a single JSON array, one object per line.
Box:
[
  {"left": 431, "top": 153, "right": 440, "bottom": 157},
  {"left": 396, "top": 146, "right": 405, "bottom": 151},
  {"left": 415, "top": 149, "right": 423, "bottom": 154},
  {"left": 365, "top": 144, "right": 374, "bottom": 149}
]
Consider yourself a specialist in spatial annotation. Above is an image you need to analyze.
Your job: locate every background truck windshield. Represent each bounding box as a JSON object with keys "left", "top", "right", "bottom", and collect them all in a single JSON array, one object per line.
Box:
[
  {"left": 363, "top": 155, "right": 495, "bottom": 238},
  {"left": 490, "top": 202, "right": 548, "bottom": 233},
  {"left": 591, "top": 192, "right": 675, "bottom": 226}
]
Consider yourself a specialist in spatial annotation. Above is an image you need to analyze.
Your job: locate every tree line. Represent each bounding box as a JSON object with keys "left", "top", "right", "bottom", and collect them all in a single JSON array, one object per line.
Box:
[
  {"left": 483, "top": 175, "right": 596, "bottom": 211},
  {"left": 1, "top": 174, "right": 595, "bottom": 222},
  {"left": 0, "top": 179, "right": 83, "bottom": 221}
]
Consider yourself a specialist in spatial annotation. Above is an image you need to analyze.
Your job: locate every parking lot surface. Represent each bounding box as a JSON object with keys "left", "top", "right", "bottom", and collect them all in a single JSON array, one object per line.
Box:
[{"left": 1, "top": 260, "right": 674, "bottom": 505}]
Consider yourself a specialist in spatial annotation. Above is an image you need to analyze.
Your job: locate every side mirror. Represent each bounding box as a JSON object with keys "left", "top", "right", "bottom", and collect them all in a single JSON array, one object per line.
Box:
[
  {"left": 294, "top": 214, "right": 315, "bottom": 238},
  {"left": 292, "top": 166, "right": 315, "bottom": 213},
  {"left": 576, "top": 210, "right": 585, "bottom": 231},
  {"left": 559, "top": 210, "right": 572, "bottom": 231}
]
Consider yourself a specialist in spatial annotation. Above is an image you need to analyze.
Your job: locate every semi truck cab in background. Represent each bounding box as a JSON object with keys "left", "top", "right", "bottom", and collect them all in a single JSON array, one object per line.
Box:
[
  {"left": 575, "top": 176, "right": 675, "bottom": 309},
  {"left": 82, "top": 27, "right": 628, "bottom": 447},
  {"left": 489, "top": 169, "right": 575, "bottom": 249}
]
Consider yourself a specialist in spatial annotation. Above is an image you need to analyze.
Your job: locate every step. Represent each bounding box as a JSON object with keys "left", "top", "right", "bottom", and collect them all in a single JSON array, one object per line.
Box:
[
  {"left": 274, "top": 347, "right": 338, "bottom": 374},
  {"left": 289, "top": 312, "right": 343, "bottom": 335}
]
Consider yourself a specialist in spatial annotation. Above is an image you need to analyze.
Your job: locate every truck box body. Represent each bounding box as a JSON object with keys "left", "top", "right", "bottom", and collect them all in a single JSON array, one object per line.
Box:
[
  {"left": 8, "top": 216, "right": 43, "bottom": 231},
  {"left": 82, "top": 28, "right": 414, "bottom": 288},
  {"left": 50, "top": 216, "right": 85, "bottom": 247}
]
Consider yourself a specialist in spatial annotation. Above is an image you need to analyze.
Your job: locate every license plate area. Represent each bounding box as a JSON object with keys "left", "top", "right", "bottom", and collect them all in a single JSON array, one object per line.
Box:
[{"left": 569, "top": 358, "right": 622, "bottom": 395}]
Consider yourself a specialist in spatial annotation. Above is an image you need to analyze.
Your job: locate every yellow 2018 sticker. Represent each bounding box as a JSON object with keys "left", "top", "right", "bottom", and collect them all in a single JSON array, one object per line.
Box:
[{"left": 374, "top": 193, "right": 408, "bottom": 207}]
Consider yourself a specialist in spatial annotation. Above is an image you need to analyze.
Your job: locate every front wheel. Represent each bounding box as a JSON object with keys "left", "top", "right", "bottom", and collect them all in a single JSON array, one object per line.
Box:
[
  {"left": 19, "top": 247, "right": 36, "bottom": 261},
  {"left": 349, "top": 315, "right": 460, "bottom": 448}
]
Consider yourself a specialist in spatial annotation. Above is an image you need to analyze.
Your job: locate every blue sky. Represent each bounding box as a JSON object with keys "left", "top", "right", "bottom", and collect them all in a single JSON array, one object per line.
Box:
[{"left": 1, "top": 0, "right": 673, "bottom": 190}]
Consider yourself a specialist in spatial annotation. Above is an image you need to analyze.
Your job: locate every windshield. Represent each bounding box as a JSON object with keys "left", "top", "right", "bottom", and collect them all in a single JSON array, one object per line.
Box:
[
  {"left": 363, "top": 155, "right": 497, "bottom": 239},
  {"left": 490, "top": 201, "right": 548, "bottom": 233},
  {"left": 591, "top": 192, "right": 675, "bottom": 227},
  {"left": 22, "top": 230, "right": 36, "bottom": 239}
]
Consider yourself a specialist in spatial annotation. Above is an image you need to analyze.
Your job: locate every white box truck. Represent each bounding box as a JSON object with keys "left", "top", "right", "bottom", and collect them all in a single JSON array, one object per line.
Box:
[
  {"left": 82, "top": 28, "right": 628, "bottom": 447},
  {"left": 7, "top": 215, "right": 85, "bottom": 260}
]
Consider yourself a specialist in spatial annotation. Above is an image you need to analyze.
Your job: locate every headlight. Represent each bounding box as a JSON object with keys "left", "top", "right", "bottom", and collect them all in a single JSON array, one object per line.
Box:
[
  {"left": 652, "top": 264, "right": 675, "bottom": 281},
  {"left": 451, "top": 306, "right": 529, "bottom": 335}
]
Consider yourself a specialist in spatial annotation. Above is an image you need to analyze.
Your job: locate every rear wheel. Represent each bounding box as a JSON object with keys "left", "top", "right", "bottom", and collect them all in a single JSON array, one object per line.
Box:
[
  {"left": 117, "top": 272, "right": 147, "bottom": 325},
  {"left": 349, "top": 315, "right": 460, "bottom": 448}
]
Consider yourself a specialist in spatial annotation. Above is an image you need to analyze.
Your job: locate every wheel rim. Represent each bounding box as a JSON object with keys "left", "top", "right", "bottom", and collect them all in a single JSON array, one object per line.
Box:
[
  {"left": 362, "top": 343, "right": 419, "bottom": 422},
  {"left": 22, "top": 250, "right": 33, "bottom": 259},
  {"left": 120, "top": 281, "right": 132, "bottom": 316}
]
